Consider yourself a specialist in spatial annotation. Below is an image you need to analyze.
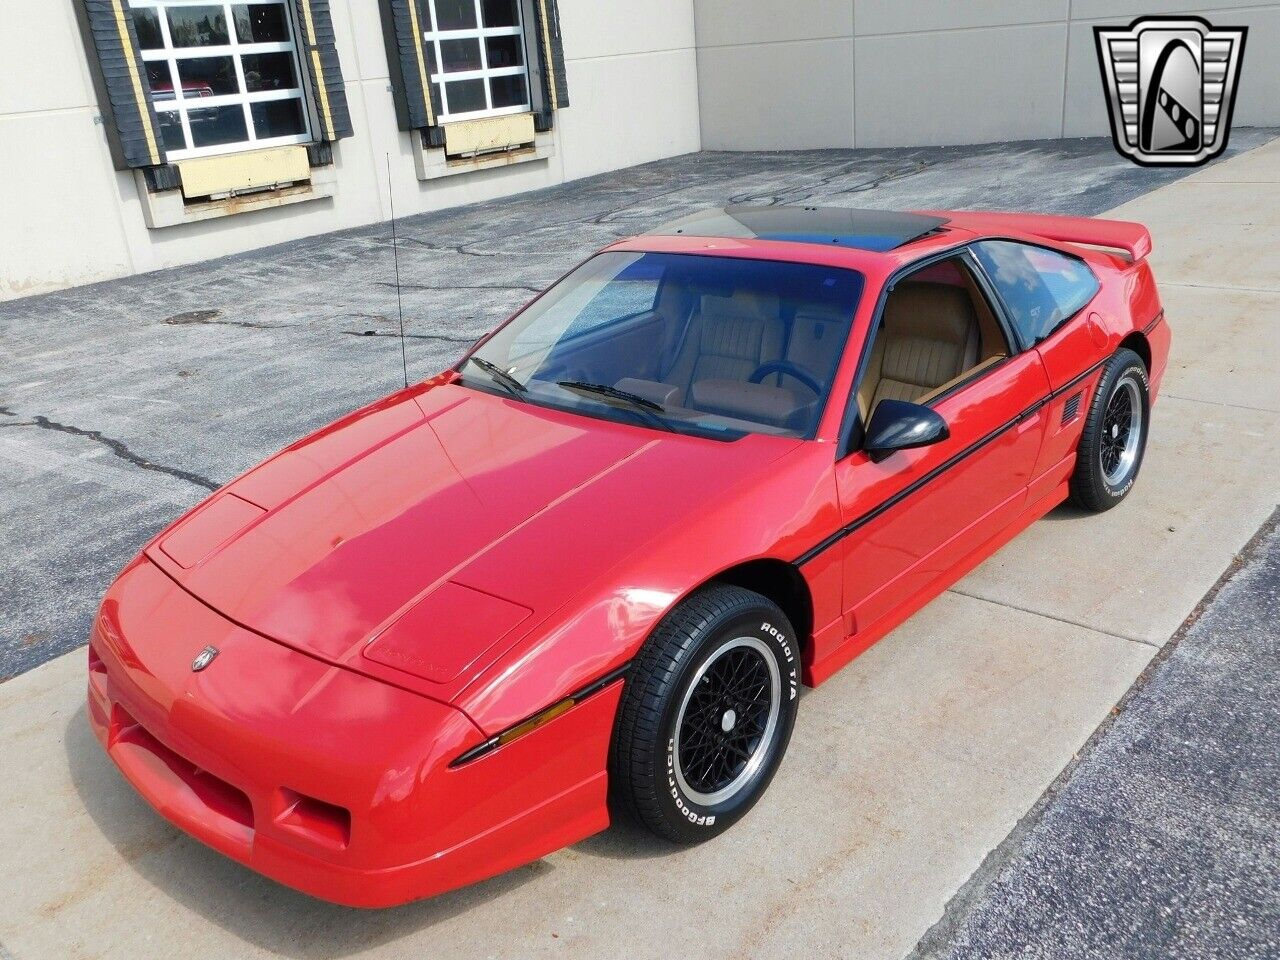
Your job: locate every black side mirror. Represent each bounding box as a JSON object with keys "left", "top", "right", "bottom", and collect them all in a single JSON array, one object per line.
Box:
[{"left": 863, "top": 399, "right": 950, "bottom": 462}]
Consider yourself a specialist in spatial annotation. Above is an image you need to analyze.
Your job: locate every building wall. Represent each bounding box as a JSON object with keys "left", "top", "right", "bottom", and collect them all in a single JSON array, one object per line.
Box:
[
  {"left": 696, "top": 0, "right": 1280, "bottom": 150},
  {"left": 0, "top": 0, "right": 700, "bottom": 300}
]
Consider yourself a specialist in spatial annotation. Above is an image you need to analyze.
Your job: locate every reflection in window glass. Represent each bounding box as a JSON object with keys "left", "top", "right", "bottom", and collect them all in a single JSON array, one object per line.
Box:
[
  {"left": 132, "top": 8, "right": 164, "bottom": 49},
  {"left": 132, "top": 0, "right": 311, "bottom": 159},
  {"left": 156, "top": 110, "right": 187, "bottom": 150},
  {"left": 165, "top": 5, "right": 229, "bottom": 46},
  {"left": 188, "top": 104, "right": 249, "bottom": 147},
  {"left": 489, "top": 74, "right": 526, "bottom": 109},
  {"left": 445, "top": 79, "right": 487, "bottom": 114},
  {"left": 241, "top": 52, "right": 297, "bottom": 91},
  {"left": 439, "top": 38, "right": 482, "bottom": 73},
  {"left": 434, "top": 0, "right": 477, "bottom": 30},
  {"left": 481, "top": 0, "right": 518, "bottom": 27},
  {"left": 485, "top": 34, "right": 522, "bottom": 68},
  {"left": 177, "top": 57, "right": 239, "bottom": 97},
  {"left": 972, "top": 241, "right": 1101, "bottom": 347},
  {"left": 251, "top": 98, "right": 306, "bottom": 138},
  {"left": 233, "top": 3, "right": 289, "bottom": 42}
]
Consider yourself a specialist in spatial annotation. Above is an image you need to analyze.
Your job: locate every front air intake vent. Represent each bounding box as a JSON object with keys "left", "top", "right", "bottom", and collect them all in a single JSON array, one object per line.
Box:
[{"left": 1062, "top": 392, "right": 1083, "bottom": 424}]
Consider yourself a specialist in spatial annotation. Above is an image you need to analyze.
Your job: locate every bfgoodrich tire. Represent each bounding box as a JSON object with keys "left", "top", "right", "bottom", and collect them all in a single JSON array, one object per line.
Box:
[
  {"left": 609, "top": 584, "right": 800, "bottom": 843},
  {"left": 1069, "top": 347, "right": 1150, "bottom": 512}
]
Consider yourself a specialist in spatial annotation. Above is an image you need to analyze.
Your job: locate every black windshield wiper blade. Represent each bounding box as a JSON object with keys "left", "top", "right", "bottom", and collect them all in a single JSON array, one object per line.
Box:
[
  {"left": 466, "top": 356, "right": 526, "bottom": 399},
  {"left": 556, "top": 380, "right": 665, "bottom": 412}
]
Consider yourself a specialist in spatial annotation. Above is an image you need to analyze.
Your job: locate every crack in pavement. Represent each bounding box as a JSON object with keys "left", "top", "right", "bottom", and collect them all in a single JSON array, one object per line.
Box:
[
  {"left": 375, "top": 280, "right": 541, "bottom": 293},
  {"left": 160, "top": 309, "right": 283, "bottom": 330},
  {"left": 342, "top": 329, "right": 480, "bottom": 343},
  {"left": 0, "top": 406, "right": 218, "bottom": 490}
]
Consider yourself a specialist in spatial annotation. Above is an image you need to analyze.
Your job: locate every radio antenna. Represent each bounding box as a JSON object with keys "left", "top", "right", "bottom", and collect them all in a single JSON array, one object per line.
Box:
[{"left": 386, "top": 153, "right": 409, "bottom": 389}]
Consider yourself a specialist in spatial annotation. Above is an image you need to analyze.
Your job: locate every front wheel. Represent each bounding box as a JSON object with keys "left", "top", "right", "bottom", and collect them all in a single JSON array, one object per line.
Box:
[
  {"left": 1069, "top": 347, "right": 1150, "bottom": 512},
  {"left": 609, "top": 584, "right": 799, "bottom": 843}
]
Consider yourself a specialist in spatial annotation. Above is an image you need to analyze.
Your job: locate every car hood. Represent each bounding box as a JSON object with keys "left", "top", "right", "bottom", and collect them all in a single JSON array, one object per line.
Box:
[{"left": 145, "top": 379, "right": 801, "bottom": 697}]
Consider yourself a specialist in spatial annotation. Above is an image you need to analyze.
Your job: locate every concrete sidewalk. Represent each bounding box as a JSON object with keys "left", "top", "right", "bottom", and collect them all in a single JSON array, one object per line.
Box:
[{"left": 2, "top": 134, "right": 1279, "bottom": 960}]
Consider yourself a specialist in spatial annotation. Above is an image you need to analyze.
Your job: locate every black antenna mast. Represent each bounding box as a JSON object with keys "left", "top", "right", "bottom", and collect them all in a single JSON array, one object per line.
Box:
[{"left": 386, "top": 153, "right": 409, "bottom": 389}]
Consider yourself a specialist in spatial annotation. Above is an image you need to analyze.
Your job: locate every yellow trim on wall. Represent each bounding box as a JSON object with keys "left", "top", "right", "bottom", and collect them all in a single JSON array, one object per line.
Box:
[
  {"left": 406, "top": 0, "right": 434, "bottom": 125},
  {"left": 110, "top": 0, "right": 160, "bottom": 164},
  {"left": 536, "top": 0, "right": 557, "bottom": 111},
  {"left": 299, "top": 0, "right": 335, "bottom": 139}
]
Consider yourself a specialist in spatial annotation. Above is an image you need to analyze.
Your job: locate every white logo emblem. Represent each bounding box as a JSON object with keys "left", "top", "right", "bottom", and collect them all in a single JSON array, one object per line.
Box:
[
  {"left": 191, "top": 645, "right": 219, "bottom": 672},
  {"left": 1095, "top": 17, "right": 1247, "bottom": 167}
]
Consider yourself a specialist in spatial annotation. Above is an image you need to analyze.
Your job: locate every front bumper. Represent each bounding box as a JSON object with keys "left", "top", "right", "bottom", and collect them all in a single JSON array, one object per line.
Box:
[{"left": 87, "top": 557, "right": 617, "bottom": 907}]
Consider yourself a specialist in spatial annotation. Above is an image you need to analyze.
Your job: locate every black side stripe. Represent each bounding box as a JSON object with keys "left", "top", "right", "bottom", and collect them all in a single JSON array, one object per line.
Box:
[
  {"left": 1143, "top": 310, "right": 1164, "bottom": 335},
  {"left": 449, "top": 661, "right": 631, "bottom": 767},
  {"left": 795, "top": 357, "right": 1109, "bottom": 567}
]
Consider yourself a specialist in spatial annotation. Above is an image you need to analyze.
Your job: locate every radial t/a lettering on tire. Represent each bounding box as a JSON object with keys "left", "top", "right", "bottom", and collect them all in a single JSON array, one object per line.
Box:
[
  {"left": 609, "top": 584, "right": 800, "bottom": 843},
  {"left": 1070, "top": 347, "right": 1150, "bottom": 512}
]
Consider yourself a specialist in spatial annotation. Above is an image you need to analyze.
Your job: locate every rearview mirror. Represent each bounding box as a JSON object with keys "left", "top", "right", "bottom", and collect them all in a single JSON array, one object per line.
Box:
[{"left": 863, "top": 399, "right": 950, "bottom": 462}]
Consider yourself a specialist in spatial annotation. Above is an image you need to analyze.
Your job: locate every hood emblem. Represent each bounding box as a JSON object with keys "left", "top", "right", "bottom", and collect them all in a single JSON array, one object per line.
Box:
[{"left": 191, "top": 645, "right": 220, "bottom": 672}]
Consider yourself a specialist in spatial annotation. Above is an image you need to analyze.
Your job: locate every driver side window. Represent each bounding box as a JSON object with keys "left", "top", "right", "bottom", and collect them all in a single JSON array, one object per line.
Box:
[{"left": 855, "top": 255, "right": 1014, "bottom": 423}]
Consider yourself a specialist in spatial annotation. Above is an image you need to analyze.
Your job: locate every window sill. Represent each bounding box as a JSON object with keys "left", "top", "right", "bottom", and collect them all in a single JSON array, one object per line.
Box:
[
  {"left": 413, "top": 129, "right": 555, "bottom": 182},
  {"left": 134, "top": 162, "right": 336, "bottom": 229}
]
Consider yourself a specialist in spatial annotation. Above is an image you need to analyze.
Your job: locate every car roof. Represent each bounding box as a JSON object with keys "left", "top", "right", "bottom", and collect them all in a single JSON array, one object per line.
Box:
[{"left": 644, "top": 206, "right": 950, "bottom": 253}]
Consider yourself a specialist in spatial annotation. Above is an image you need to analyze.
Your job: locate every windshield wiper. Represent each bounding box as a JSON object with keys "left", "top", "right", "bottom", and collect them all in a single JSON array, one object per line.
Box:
[
  {"left": 556, "top": 381, "right": 665, "bottom": 412},
  {"left": 466, "top": 356, "right": 526, "bottom": 399},
  {"left": 556, "top": 380, "right": 678, "bottom": 433}
]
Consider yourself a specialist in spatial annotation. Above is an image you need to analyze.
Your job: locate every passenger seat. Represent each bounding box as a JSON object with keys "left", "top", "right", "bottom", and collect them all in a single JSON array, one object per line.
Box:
[{"left": 858, "top": 282, "right": 980, "bottom": 415}]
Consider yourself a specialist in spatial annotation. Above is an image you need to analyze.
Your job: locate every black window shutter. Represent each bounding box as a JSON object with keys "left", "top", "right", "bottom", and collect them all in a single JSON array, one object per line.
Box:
[
  {"left": 291, "top": 0, "right": 354, "bottom": 141},
  {"left": 379, "top": 0, "right": 441, "bottom": 132},
  {"left": 528, "top": 0, "right": 569, "bottom": 132},
  {"left": 75, "top": 0, "right": 166, "bottom": 170}
]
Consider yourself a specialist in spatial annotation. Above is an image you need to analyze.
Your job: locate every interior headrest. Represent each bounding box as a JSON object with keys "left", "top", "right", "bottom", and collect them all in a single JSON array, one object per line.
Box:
[
  {"left": 883, "top": 282, "right": 975, "bottom": 345},
  {"left": 701, "top": 291, "right": 780, "bottom": 325}
]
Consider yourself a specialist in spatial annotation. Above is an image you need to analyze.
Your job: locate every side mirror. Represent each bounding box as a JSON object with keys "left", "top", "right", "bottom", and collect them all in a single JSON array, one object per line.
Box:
[{"left": 863, "top": 399, "right": 950, "bottom": 462}]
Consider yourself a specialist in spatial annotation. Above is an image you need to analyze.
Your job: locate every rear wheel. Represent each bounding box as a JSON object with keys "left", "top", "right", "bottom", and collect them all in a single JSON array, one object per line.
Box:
[
  {"left": 1069, "top": 347, "right": 1150, "bottom": 512},
  {"left": 609, "top": 584, "right": 799, "bottom": 843}
]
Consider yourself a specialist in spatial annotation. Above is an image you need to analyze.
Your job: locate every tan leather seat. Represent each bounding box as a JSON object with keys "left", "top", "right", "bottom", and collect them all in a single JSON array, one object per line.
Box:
[
  {"left": 859, "top": 281, "right": 980, "bottom": 415},
  {"left": 662, "top": 292, "right": 784, "bottom": 402}
]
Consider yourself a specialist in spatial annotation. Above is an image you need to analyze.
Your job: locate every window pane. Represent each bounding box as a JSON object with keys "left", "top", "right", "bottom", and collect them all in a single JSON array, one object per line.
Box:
[
  {"left": 489, "top": 73, "right": 526, "bottom": 108},
  {"left": 241, "top": 52, "right": 298, "bottom": 91},
  {"left": 145, "top": 62, "right": 178, "bottom": 102},
  {"left": 444, "top": 78, "right": 486, "bottom": 113},
  {"left": 972, "top": 241, "right": 1100, "bottom": 347},
  {"left": 177, "top": 57, "right": 240, "bottom": 97},
  {"left": 439, "top": 38, "right": 482, "bottom": 72},
  {"left": 434, "top": 0, "right": 477, "bottom": 30},
  {"left": 188, "top": 104, "right": 249, "bottom": 147},
  {"left": 156, "top": 110, "right": 187, "bottom": 151},
  {"left": 481, "top": 0, "right": 519, "bottom": 27},
  {"left": 132, "top": 8, "right": 164, "bottom": 50},
  {"left": 233, "top": 3, "right": 290, "bottom": 43},
  {"left": 251, "top": 98, "right": 306, "bottom": 138},
  {"left": 485, "top": 35, "right": 522, "bottom": 68},
  {"left": 166, "top": 6, "right": 230, "bottom": 46}
]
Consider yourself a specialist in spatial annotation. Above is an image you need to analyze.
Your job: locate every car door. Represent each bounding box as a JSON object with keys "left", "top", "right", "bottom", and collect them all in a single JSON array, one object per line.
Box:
[{"left": 831, "top": 251, "right": 1052, "bottom": 652}]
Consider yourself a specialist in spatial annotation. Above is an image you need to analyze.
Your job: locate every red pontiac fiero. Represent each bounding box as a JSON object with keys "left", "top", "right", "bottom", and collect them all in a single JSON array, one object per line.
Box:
[{"left": 88, "top": 207, "right": 1168, "bottom": 907}]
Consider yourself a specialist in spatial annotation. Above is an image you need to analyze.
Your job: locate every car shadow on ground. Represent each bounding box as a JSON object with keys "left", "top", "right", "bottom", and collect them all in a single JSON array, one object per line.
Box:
[{"left": 64, "top": 704, "right": 572, "bottom": 958}]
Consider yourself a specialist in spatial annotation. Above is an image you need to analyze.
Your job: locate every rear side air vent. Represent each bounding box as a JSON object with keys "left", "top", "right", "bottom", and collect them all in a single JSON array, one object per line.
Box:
[{"left": 1062, "top": 392, "right": 1083, "bottom": 424}]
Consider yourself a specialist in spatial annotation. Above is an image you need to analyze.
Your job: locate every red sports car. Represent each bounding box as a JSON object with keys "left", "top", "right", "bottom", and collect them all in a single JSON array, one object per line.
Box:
[{"left": 87, "top": 206, "right": 1167, "bottom": 907}]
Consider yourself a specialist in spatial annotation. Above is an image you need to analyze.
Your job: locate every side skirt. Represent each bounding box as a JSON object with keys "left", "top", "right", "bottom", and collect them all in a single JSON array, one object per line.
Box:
[{"left": 804, "top": 476, "right": 1072, "bottom": 687}]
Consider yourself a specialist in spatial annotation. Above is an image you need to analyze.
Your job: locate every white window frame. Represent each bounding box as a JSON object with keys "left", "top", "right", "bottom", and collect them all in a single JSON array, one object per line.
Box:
[
  {"left": 423, "top": 0, "right": 532, "bottom": 123},
  {"left": 130, "top": 0, "right": 314, "bottom": 160}
]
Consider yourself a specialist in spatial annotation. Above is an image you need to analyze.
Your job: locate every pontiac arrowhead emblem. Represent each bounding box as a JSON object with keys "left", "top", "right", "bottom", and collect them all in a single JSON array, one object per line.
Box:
[
  {"left": 192, "top": 645, "right": 219, "bottom": 672},
  {"left": 1095, "top": 16, "right": 1247, "bottom": 167}
]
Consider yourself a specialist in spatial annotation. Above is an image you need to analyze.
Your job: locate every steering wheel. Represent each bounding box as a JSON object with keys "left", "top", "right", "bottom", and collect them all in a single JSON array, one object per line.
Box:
[{"left": 748, "top": 360, "right": 822, "bottom": 395}]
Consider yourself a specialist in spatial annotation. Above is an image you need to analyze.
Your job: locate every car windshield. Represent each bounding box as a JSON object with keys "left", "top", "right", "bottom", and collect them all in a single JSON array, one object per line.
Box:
[{"left": 461, "top": 251, "right": 864, "bottom": 440}]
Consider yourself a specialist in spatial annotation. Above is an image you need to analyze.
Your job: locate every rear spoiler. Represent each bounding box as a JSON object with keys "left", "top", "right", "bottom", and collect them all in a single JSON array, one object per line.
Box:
[{"left": 919, "top": 210, "right": 1153, "bottom": 262}]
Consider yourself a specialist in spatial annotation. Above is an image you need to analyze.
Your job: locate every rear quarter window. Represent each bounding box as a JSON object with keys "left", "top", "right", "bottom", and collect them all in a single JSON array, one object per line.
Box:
[{"left": 972, "top": 240, "right": 1100, "bottom": 348}]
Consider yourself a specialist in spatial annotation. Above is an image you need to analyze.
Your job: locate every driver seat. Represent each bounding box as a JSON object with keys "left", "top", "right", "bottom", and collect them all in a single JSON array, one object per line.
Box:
[{"left": 660, "top": 291, "right": 784, "bottom": 402}]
